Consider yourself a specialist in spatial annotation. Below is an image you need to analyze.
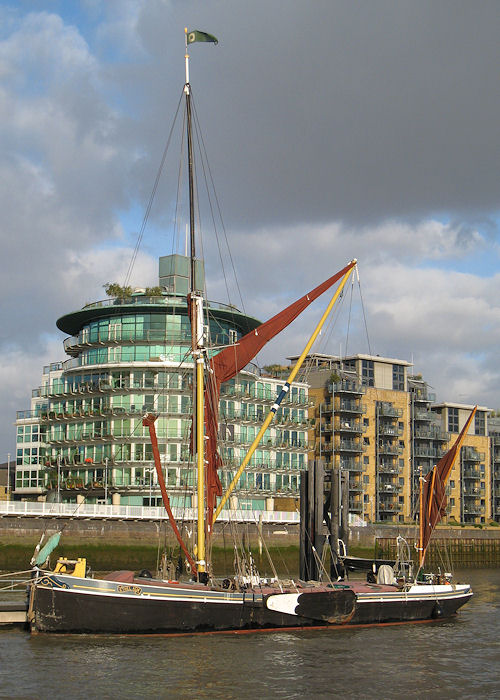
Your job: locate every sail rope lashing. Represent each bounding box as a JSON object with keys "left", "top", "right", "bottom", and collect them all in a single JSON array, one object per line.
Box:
[{"left": 122, "top": 89, "right": 184, "bottom": 288}]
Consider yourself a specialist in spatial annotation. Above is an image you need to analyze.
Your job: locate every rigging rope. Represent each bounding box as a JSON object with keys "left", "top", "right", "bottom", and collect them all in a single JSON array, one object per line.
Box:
[{"left": 123, "top": 89, "right": 184, "bottom": 288}]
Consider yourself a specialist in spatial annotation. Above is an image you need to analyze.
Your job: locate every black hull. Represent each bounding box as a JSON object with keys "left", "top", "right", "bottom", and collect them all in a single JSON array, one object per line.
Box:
[
  {"left": 30, "top": 577, "right": 472, "bottom": 634},
  {"left": 31, "top": 585, "right": 355, "bottom": 634},
  {"left": 351, "top": 595, "right": 470, "bottom": 625}
]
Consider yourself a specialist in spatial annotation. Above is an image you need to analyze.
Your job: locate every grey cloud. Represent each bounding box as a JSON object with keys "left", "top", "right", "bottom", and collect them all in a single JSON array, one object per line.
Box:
[
  {"left": 133, "top": 0, "right": 500, "bottom": 230},
  {"left": 1, "top": 2, "right": 499, "bottom": 456}
]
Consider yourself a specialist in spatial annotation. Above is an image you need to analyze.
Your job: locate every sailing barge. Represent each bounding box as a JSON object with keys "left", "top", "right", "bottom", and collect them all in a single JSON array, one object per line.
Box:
[{"left": 28, "top": 30, "right": 473, "bottom": 634}]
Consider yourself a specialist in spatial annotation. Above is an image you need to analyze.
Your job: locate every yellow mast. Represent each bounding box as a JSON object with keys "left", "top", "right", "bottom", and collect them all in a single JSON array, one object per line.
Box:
[
  {"left": 196, "top": 353, "right": 206, "bottom": 575},
  {"left": 213, "top": 260, "right": 357, "bottom": 525}
]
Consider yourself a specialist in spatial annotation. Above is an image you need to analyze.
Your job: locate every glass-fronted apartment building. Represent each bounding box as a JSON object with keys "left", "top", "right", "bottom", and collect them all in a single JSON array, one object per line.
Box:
[{"left": 14, "top": 254, "right": 309, "bottom": 512}]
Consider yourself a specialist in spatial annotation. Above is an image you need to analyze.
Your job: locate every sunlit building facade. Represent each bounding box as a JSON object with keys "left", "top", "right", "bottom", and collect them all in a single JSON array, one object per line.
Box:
[{"left": 302, "top": 353, "right": 493, "bottom": 525}]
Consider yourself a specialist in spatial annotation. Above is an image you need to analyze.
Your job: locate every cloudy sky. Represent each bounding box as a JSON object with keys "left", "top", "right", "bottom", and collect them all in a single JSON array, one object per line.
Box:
[{"left": 1, "top": 0, "right": 499, "bottom": 456}]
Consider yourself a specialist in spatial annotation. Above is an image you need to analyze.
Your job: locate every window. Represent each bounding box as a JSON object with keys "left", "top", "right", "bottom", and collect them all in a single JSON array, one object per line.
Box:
[
  {"left": 361, "top": 360, "right": 374, "bottom": 387},
  {"left": 450, "top": 480, "right": 455, "bottom": 488},
  {"left": 448, "top": 407, "right": 459, "bottom": 433},
  {"left": 475, "top": 412, "right": 485, "bottom": 436},
  {"left": 392, "top": 365, "right": 405, "bottom": 391}
]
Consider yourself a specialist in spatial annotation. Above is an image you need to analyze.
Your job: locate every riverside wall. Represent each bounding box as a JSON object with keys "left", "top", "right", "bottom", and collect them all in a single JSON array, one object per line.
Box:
[{"left": 0, "top": 516, "right": 499, "bottom": 567}]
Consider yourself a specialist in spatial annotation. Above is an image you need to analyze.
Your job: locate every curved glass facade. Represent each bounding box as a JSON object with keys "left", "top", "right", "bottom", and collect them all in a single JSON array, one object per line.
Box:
[{"left": 14, "top": 255, "right": 310, "bottom": 511}]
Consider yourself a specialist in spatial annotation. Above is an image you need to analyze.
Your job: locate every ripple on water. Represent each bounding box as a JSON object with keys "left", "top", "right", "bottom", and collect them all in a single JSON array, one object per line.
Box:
[{"left": 0, "top": 569, "right": 498, "bottom": 700}]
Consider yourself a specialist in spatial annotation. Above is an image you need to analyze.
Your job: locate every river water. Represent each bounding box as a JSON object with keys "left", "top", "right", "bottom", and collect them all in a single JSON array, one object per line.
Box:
[{"left": 0, "top": 568, "right": 498, "bottom": 699}]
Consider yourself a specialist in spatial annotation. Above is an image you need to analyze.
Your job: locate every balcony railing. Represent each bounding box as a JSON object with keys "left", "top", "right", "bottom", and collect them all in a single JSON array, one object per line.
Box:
[
  {"left": 377, "top": 443, "right": 403, "bottom": 456},
  {"left": 377, "top": 480, "right": 402, "bottom": 492},
  {"left": 462, "top": 470, "right": 482, "bottom": 479},
  {"left": 337, "top": 457, "right": 364, "bottom": 472},
  {"left": 463, "top": 488, "right": 485, "bottom": 497},
  {"left": 462, "top": 447, "right": 485, "bottom": 462},
  {"left": 413, "top": 446, "right": 447, "bottom": 458},
  {"left": 335, "top": 439, "right": 365, "bottom": 453},
  {"left": 377, "top": 404, "right": 403, "bottom": 418},
  {"left": 334, "top": 420, "right": 366, "bottom": 434},
  {"left": 413, "top": 428, "right": 450, "bottom": 441},
  {"left": 0, "top": 501, "right": 300, "bottom": 523},
  {"left": 378, "top": 463, "right": 402, "bottom": 475},
  {"left": 378, "top": 425, "right": 403, "bottom": 437},
  {"left": 378, "top": 501, "right": 398, "bottom": 512},
  {"left": 329, "top": 380, "right": 366, "bottom": 396},
  {"left": 337, "top": 400, "right": 367, "bottom": 414}
]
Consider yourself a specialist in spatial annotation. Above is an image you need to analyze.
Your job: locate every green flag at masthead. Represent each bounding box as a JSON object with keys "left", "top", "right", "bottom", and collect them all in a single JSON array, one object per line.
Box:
[{"left": 187, "top": 30, "right": 218, "bottom": 45}]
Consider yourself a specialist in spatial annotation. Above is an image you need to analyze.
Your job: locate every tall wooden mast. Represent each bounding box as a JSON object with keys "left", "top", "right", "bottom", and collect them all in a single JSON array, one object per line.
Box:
[{"left": 184, "top": 29, "right": 207, "bottom": 582}]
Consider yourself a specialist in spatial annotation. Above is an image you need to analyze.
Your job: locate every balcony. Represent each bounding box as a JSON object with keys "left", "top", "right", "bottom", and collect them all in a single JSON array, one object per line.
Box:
[
  {"left": 462, "top": 447, "right": 485, "bottom": 462},
  {"left": 463, "top": 505, "right": 484, "bottom": 515},
  {"left": 349, "top": 498, "right": 363, "bottom": 513},
  {"left": 334, "top": 419, "right": 366, "bottom": 434},
  {"left": 337, "top": 457, "right": 364, "bottom": 472},
  {"left": 377, "top": 404, "right": 403, "bottom": 418},
  {"left": 377, "top": 443, "right": 403, "bottom": 456},
  {"left": 463, "top": 469, "right": 482, "bottom": 480},
  {"left": 413, "top": 446, "right": 447, "bottom": 459},
  {"left": 335, "top": 439, "right": 365, "bottom": 453},
  {"left": 337, "top": 400, "right": 367, "bottom": 414},
  {"left": 378, "top": 462, "right": 402, "bottom": 475},
  {"left": 377, "top": 480, "right": 402, "bottom": 493},
  {"left": 413, "top": 409, "right": 432, "bottom": 421},
  {"left": 378, "top": 501, "right": 398, "bottom": 513},
  {"left": 413, "top": 428, "right": 450, "bottom": 441},
  {"left": 378, "top": 425, "right": 403, "bottom": 437},
  {"left": 329, "top": 380, "right": 366, "bottom": 396},
  {"left": 463, "top": 487, "right": 485, "bottom": 497}
]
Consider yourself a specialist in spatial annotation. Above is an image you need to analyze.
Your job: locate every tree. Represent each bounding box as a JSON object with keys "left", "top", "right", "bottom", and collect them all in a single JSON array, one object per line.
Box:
[
  {"left": 103, "top": 283, "right": 133, "bottom": 299},
  {"left": 144, "top": 286, "right": 163, "bottom": 296}
]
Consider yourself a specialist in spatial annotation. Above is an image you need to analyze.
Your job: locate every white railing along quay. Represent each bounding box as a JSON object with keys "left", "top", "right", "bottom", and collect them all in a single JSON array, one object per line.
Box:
[{"left": 0, "top": 501, "right": 299, "bottom": 524}]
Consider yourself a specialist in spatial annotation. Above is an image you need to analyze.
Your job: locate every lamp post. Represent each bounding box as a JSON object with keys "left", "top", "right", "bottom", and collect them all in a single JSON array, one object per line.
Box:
[
  {"left": 57, "top": 455, "right": 61, "bottom": 503},
  {"left": 104, "top": 457, "right": 109, "bottom": 504},
  {"left": 6, "top": 453, "right": 10, "bottom": 501},
  {"left": 145, "top": 466, "right": 154, "bottom": 507}
]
